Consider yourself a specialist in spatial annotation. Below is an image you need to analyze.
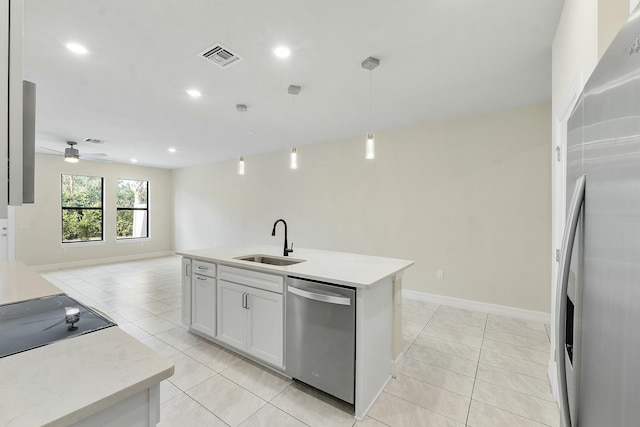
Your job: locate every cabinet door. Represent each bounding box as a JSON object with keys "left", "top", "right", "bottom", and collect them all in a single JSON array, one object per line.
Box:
[
  {"left": 181, "top": 258, "right": 191, "bottom": 326},
  {"left": 246, "top": 287, "right": 283, "bottom": 368},
  {"left": 216, "top": 280, "right": 246, "bottom": 350},
  {"left": 192, "top": 274, "right": 216, "bottom": 337}
]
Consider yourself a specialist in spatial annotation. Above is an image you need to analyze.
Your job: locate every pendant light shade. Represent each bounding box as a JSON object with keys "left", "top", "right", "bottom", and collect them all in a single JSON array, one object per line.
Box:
[
  {"left": 362, "top": 56, "right": 379, "bottom": 160},
  {"left": 288, "top": 85, "right": 301, "bottom": 170},
  {"left": 238, "top": 155, "right": 245, "bottom": 175},
  {"left": 236, "top": 104, "right": 247, "bottom": 175},
  {"left": 365, "top": 132, "right": 375, "bottom": 160}
]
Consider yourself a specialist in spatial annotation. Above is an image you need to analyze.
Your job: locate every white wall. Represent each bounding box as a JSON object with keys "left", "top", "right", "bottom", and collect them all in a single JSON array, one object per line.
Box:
[
  {"left": 13, "top": 153, "right": 174, "bottom": 267},
  {"left": 174, "top": 102, "right": 551, "bottom": 313}
]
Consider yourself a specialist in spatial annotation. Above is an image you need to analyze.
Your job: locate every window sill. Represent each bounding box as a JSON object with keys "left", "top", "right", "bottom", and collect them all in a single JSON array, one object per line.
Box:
[
  {"left": 116, "top": 237, "right": 152, "bottom": 245},
  {"left": 60, "top": 240, "right": 106, "bottom": 248}
]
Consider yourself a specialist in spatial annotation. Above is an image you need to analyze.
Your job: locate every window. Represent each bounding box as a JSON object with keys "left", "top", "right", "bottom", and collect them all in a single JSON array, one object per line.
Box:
[
  {"left": 116, "top": 179, "right": 149, "bottom": 239},
  {"left": 61, "top": 174, "right": 104, "bottom": 243}
]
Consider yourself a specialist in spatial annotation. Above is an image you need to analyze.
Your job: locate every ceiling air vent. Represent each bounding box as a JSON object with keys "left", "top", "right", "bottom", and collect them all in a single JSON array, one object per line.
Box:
[{"left": 198, "top": 43, "right": 243, "bottom": 68}]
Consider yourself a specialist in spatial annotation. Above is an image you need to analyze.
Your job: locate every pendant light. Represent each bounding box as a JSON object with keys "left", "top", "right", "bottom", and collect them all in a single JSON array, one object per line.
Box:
[
  {"left": 236, "top": 104, "right": 247, "bottom": 175},
  {"left": 288, "top": 85, "right": 301, "bottom": 169},
  {"left": 361, "top": 56, "right": 379, "bottom": 160}
]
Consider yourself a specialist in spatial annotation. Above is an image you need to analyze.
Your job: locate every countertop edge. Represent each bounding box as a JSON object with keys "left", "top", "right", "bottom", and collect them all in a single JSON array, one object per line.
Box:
[{"left": 176, "top": 246, "right": 415, "bottom": 288}]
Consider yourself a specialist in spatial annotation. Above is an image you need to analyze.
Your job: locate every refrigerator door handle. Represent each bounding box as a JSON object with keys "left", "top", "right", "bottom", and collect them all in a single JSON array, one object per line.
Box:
[{"left": 556, "top": 174, "right": 586, "bottom": 427}]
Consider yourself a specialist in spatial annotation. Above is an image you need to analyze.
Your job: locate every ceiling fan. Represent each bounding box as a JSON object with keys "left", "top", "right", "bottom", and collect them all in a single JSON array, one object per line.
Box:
[{"left": 41, "top": 141, "right": 112, "bottom": 163}]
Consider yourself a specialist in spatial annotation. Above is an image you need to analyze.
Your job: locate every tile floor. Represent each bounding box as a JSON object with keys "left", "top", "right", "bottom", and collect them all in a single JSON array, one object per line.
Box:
[{"left": 40, "top": 256, "right": 559, "bottom": 427}]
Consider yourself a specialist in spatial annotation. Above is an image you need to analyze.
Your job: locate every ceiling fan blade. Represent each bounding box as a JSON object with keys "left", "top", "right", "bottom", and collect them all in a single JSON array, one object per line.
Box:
[
  {"left": 40, "top": 146, "right": 64, "bottom": 155},
  {"left": 79, "top": 155, "right": 112, "bottom": 163}
]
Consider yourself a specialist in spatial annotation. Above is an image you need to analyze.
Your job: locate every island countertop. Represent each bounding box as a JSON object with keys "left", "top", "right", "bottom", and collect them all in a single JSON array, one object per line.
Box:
[
  {"left": 176, "top": 245, "right": 414, "bottom": 288},
  {"left": 0, "top": 261, "right": 174, "bottom": 427}
]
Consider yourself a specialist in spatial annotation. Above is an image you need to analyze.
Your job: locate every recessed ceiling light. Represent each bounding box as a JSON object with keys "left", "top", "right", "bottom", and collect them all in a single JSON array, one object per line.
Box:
[
  {"left": 274, "top": 46, "right": 291, "bottom": 58},
  {"left": 168, "top": 148, "right": 176, "bottom": 153},
  {"left": 131, "top": 158, "right": 138, "bottom": 163},
  {"left": 186, "top": 89, "right": 201, "bottom": 98},
  {"left": 66, "top": 42, "right": 88, "bottom": 55}
]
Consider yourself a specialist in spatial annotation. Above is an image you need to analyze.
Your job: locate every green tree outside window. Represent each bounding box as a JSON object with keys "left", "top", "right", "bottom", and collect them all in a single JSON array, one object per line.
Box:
[
  {"left": 61, "top": 174, "right": 103, "bottom": 243},
  {"left": 116, "top": 179, "right": 148, "bottom": 239}
]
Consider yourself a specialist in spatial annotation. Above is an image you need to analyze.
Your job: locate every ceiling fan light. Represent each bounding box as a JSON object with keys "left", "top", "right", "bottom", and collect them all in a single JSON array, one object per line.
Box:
[{"left": 64, "top": 146, "right": 80, "bottom": 163}]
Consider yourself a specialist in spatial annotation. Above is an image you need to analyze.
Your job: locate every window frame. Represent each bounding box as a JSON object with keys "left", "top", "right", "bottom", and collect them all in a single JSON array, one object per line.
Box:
[
  {"left": 116, "top": 178, "right": 150, "bottom": 240},
  {"left": 61, "top": 174, "right": 105, "bottom": 244}
]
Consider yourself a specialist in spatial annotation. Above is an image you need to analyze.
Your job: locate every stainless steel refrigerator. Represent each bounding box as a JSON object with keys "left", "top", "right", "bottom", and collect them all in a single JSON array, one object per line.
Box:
[{"left": 557, "top": 6, "right": 640, "bottom": 427}]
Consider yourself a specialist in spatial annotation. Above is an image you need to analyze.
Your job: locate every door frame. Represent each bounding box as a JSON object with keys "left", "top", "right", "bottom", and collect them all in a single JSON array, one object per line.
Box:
[{"left": 549, "top": 74, "right": 581, "bottom": 401}]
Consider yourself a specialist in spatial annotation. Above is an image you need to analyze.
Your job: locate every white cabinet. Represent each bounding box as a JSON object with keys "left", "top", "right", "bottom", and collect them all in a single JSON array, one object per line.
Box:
[
  {"left": 217, "top": 266, "right": 284, "bottom": 368},
  {"left": 191, "top": 260, "right": 216, "bottom": 337},
  {"left": 181, "top": 258, "right": 191, "bottom": 325}
]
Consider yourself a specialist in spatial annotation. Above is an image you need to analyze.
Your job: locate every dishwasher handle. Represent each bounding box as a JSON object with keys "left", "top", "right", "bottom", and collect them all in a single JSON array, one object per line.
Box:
[{"left": 287, "top": 285, "right": 352, "bottom": 306}]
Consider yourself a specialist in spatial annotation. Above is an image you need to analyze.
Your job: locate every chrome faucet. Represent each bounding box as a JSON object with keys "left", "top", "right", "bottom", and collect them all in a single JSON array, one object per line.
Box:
[{"left": 272, "top": 219, "right": 293, "bottom": 256}]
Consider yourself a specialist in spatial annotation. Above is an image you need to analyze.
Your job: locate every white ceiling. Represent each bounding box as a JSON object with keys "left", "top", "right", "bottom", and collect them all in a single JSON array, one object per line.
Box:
[{"left": 23, "top": 0, "right": 564, "bottom": 169}]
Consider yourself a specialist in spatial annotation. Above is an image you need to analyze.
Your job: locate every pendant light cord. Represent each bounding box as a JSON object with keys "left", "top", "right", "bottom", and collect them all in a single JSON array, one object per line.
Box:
[
  {"left": 369, "top": 69, "right": 373, "bottom": 131},
  {"left": 240, "top": 111, "right": 244, "bottom": 155}
]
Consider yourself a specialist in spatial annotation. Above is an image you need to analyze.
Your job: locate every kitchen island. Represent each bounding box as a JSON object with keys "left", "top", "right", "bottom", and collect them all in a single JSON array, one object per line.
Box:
[
  {"left": 0, "top": 262, "right": 174, "bottom": 427},
  {"left": 177, "top": 245, "right": 413, "bottom": 420}
]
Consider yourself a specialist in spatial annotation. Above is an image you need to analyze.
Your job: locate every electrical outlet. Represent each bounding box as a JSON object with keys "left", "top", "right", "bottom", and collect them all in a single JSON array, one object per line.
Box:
[{"left": 436, "top": 270, "right": 444, "bottom": 279}]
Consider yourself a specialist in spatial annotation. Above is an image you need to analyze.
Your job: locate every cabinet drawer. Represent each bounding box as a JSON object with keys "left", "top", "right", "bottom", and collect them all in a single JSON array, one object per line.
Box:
[
  {"left": 219, "top": 265, "right": 284, "bottom": 293},
  {"left": 193, "top": 260, "right": 216, "bottom": 277}
]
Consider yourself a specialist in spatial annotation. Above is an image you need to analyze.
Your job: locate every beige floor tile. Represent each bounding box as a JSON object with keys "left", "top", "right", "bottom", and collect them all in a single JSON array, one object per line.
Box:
[
  {"left": 487, "top": 314, "right": 547, "bottom": 332},
  {"left": 420, "top": 325, "right": 483, "bottom": 348},
  {"left": 368, "top": 392, "right": 464, "bottom": 427},
  {"left": 479, "top": 350, "right": 548, "bottom": 381},
  {"left": 168, "top": 353, "right": 216, "bottom": 391},
  {"left": 139, "top": 301, "right": 175, "bottom": 315},
  {"left": 428, "top": 317, "right": 485, "bottom": 337},
  {"left": 467, "top": 400, "right": 552, "bottom": 427},
  {"left": 403, "top": 309, "right": 435, "bottom": 324},
  {"left": 238, "top": 403, "right": 306, "bottom": 427},
  {"left": 485, "top": 321, "right": 549, "bottom": 342},
  {"left": 384, "top": 374, "right": 470, "bottom": 423},
  {"left": 355, "top": 416, "right": 390, "bottom": 426},
  {"left": 158, "top": 393, "right": 226, "bottom": 426},
  {"left": 436, "top": 306, "right": 487, "bottom": 320},
  {"left": 188, "top": 375, "right": 267, "bottom": 426},
  {"left": 405, "top": 344, "right": 477, "bottom": 377},
  {"left": 402, "top": 328, "right": 420, "bottom": 344},
  {"left": 476, "top": 364, "right": 554, "bottom": 402},
  {"left": 159, "top": 380, "right": 183, "bottom": 404},
  {"left": 140, "top": 336, "right": 181, "bottom": 358},
  {"left": 270, "top": 382, "right": 354, "bottom": 427},
  {"left": 399, "top": 357, "right": 475, "bottom": 397},
  {"left": 133, "top": 316, "right": 178, "bottom": 335},
  {"left": 155, "top": 326, "right": 203, "bottom": 351},
  {"left": 118, "top": 322, "right": 152, "bottom": 340},
  {"left": 158, "top": 308, "right": 182, "bottom": 325},
  {"left": 183, "top": 339, "right": 242, "bottom": 372},
  {"left": 403, "top": 318, "right": 426, "bottom": 333},
  {"left": 472, "top": 381, "right": 560, "bottom": 427},
  {"left": 482, "top": 339, "right": 549, "bottom": 365},
  {"left": 221, "top": 358, "right": 292, "bottom": 401},
  {"left": 483, "top": 329, "right": 550, "bottom": 352},
  {"left": 413, "top": 335, "right": 481, "bottom": 361},
  {"left": 432, "top": 310, "right": 487, "bottom": 328},
  {"left": 402, "top": 298, "right": 440, "bottom": 312}
]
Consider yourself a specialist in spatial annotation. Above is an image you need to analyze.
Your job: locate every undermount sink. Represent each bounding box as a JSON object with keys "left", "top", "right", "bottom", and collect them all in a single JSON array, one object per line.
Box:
[{"left": 234, "top": 254, "right": 305, "bottom": 266}]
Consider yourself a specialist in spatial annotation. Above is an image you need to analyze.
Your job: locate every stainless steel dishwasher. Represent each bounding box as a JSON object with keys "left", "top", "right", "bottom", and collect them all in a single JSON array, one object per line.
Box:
[{"left": 285, "top": 276, "right": 356, "bottom": 404}]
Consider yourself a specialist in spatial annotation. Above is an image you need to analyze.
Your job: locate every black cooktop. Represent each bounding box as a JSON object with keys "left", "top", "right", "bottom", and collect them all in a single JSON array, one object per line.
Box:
[{"left": 0, "top": 294, "right": 116, "bottom": 358}]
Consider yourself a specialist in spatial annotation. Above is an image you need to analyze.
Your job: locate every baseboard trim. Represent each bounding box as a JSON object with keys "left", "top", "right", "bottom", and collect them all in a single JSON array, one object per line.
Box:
[
  {"left": 29, "top": 251, "right": 176, "bottom": 272},
  {"left": 403, "top": 289, "right": 550, "bottom": 323}
]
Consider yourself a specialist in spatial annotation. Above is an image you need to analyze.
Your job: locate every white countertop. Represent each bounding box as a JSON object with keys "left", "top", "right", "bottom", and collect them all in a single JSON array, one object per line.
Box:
[
  {"left": 176, "top": 245, "right": 414, "bottom": 288},
  {"left": 0, "top": 261, "right": 174, "bottom": 427}
]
